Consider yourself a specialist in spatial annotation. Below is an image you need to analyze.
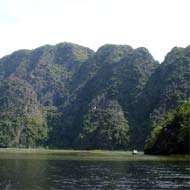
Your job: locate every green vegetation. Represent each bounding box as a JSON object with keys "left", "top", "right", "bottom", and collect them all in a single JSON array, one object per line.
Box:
[
  {"left": 135, "top": 46, "right": 190, "bottom": 147},
  {"left": 0, "top": 76, "right": 48, "bottom": 147},
  {"left": 0, "top": 115, "right": 48, "bottom": 147},
  {"left": 144, "top": 101, "right": 190, "bottom": 154},
  {"left": 0, "top": 43, "right": 189, "bottom": 154},
  {"left": 79, "top": 100, "right": 129, "bottom": 149},
  {"left": 0, "top": 148, "right": 189, "bottom": 161},
  {"left": 57, "top": 45, "right": 158, "bottom": 149}
]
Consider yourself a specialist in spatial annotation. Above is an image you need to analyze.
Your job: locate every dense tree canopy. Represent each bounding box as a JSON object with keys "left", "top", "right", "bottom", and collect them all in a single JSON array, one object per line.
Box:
[
  {"left": 144, "top": 101, "right": 190, "bottom": 154},
  {"left": 0, "top": 43, "right": 189, "bottom": 152}
]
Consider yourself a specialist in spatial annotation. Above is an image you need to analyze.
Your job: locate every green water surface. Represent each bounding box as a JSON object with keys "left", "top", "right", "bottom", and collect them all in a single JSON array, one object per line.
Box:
[{"left": 0, "top": 149, "right": 189, "bottom": 190}]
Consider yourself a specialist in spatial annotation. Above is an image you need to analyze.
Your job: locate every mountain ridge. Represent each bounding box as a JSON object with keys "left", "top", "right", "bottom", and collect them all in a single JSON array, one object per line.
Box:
[{"left": 0, "top": 42, "right": 189, "bottom": 153}]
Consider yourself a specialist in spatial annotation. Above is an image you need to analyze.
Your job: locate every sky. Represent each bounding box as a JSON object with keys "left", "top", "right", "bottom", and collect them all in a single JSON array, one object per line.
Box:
[{"left": 0, "top": 0, "right": 190, "bottom": 62}]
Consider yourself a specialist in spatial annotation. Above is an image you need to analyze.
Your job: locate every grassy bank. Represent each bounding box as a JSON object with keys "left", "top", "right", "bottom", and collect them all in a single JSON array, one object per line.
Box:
[{"left": 0, "top": 148, "right": 189, "bottom": 161}]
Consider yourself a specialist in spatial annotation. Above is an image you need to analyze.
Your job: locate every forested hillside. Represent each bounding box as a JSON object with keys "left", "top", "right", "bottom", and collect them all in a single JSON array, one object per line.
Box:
[
  {"left": 0, "top": 43, "right": 189, "bottom": 153},
  {"left": 144, "top": 101, "right": 189, "bottom": 155},
  {"left": 135, "top": 46, "right": 190, "bottom": 147}
]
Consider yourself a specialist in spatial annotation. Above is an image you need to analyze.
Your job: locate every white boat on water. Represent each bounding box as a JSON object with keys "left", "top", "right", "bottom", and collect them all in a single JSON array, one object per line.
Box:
[{"left": 132, "top": 150, "right": 138, "bottom": 155}]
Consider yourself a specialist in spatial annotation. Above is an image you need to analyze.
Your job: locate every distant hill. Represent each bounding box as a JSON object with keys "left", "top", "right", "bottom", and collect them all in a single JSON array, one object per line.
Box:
[{"left": 0, "top": 43, "right": 189, "bottom": 153}]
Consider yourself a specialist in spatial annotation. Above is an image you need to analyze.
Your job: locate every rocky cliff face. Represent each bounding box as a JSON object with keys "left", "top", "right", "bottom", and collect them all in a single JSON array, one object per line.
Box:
[
  {"left": 135, "top": 46, "right": 190, "bottom": 147},
  {"left": 0, "top": 43, "right": 189, "bottom": 151},
  {"left": 0, "top": 76, "right": 47, "bottom": 147}
]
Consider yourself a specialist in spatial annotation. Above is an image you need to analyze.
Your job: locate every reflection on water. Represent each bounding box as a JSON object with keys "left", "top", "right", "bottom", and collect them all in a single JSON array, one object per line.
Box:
[{"left": 0, "top": 156, "right": 189, "bottom": 189}]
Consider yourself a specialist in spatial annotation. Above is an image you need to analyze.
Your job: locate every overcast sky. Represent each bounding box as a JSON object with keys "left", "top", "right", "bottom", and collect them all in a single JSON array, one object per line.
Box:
[{"left": 0, "top": 0, "right": 190, "bottom": 62}]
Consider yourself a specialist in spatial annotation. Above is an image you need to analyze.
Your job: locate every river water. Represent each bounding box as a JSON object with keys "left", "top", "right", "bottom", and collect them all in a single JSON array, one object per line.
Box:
[{"left": 0, "top": 151, "right": 189, "bottom": 190}]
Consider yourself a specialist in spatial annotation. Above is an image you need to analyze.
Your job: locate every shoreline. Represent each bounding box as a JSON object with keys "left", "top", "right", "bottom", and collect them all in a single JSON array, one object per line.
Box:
[{"left": 0, "top": 148, "right": 189, "bottom": 161}]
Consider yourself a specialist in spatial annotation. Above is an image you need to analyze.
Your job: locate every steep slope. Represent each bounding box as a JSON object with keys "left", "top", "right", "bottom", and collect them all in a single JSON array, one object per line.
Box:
[
  {"left": 0, "top": 43, "right": 189, "bottom": 150},
  {"left": 0, "top": 42, "right": 94, "bottom": 106},
  {"left": 70, "top": 44, "right": 133, "bottom": 91},
  {"left": 52, "top": 45, "right": 158, "bottom": 149},
  {"left": 144, "top": 101, "right": 190, "bottom": 155},
  {"left": 0, "top": 76, "right": 47, "bottom": 147},
  {"left": 0, "top": 43, "right": 94, "bottom": 147},
  {"left": 137, "top": 46, "right": 190, "bottom": 147}
]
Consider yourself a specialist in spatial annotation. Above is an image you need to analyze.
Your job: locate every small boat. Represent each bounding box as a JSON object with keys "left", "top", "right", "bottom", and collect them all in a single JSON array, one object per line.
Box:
[{"left": 132, "top": 150, "right": 138, "bottom": 155}]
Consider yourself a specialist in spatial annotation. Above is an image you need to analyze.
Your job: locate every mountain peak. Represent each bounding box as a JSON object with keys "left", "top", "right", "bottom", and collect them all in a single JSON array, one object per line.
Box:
[
  {"left": 134, "top": 47, "right": 155, "bottom": 60},
  {"left": 0, "top": 43, "right": 189, "bottom": 151},
  {"left": 163, "top": 46, "right": 190, "bottom": 65},
  {"left": 95, "top": 44, "right": 133, "bottom": 63},
  {"left": 96, "top": 44, "right": 133, "bottom": 54}
]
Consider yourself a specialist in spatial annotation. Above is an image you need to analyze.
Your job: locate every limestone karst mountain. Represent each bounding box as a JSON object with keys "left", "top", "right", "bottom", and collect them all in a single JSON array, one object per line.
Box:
[{"left": 0, "top": 43, "right": 189, "bottom": 153}]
